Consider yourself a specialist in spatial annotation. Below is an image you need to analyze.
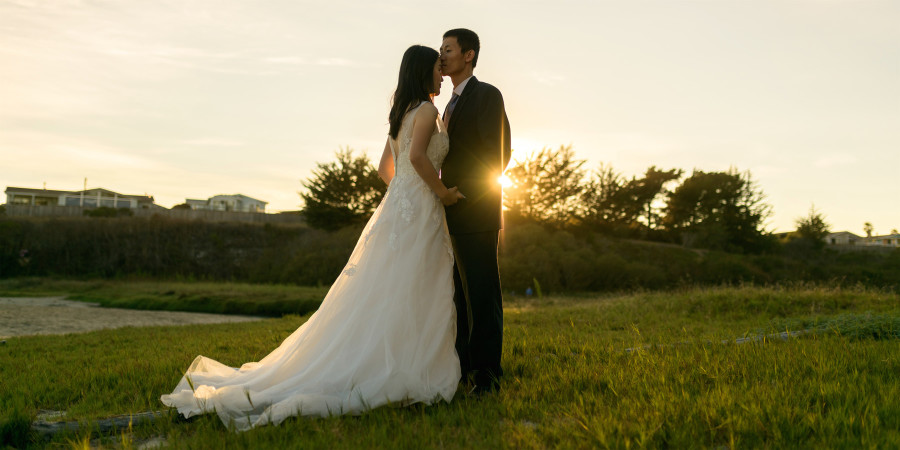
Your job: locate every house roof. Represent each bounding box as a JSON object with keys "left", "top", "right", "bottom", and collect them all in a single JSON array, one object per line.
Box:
[
  {"left": 208, "top": 194, "right": 268, "bottom": 204},
  {"left": 5, "top": 187, "right": 72, "bottom": 196},
  {"left": 5, "top": 186, "right": 154, "bottom": 201},
  {"left": 826, "top": 231, "right": 862, "bottom": 239}
]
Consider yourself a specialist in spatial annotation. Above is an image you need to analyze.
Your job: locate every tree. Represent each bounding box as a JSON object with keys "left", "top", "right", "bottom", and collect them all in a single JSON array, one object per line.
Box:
[
  {"left": 503, "top": 145, "right": 586, "bottom": 227},
  {"left": 794, "top": 205, "right": 830, "bottom": 250},
  {"left": 621, "top": 166, "right": 682, "bottom": 233},
  {"left": 863, "top": 222, "right": 874, "bottom": 237},
  {"left": 300, "top": 148, "right": 387, "bottom": 231},
  {"left": 663, "top": 168, "right": 772, "bottom": 252},
  {"left": 892, "top": 228, "right": 899, "bottom": 235},
  {"left": 580, "top": 163, "right": 626, "bottom": 231},
  {"left": 581, "top": 165, "right": 681, "bottom": 236}
]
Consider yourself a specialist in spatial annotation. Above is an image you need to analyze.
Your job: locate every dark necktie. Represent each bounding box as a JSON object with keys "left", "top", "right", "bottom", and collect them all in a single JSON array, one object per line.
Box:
[{"left": 443, "top": 93, "right": 459, "bottom": 127}]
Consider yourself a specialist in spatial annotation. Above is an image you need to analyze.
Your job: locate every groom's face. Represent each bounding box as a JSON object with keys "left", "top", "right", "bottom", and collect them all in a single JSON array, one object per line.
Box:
[{"left": 440, "top": 36, "right": 468, "bottom": 77}]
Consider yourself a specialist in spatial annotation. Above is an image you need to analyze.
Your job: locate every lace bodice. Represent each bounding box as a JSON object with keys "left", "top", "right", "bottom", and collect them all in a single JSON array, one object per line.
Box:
[{"left": 389, "top": 102, "right": 449, "bottom": 182}]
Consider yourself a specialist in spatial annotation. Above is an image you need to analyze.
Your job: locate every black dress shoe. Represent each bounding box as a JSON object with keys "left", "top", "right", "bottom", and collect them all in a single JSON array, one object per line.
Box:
[
  {"left": 468, "top": 380, "right": 500, "bottom": 396},
  {"left": 473, "top": 371, "right": 500, "bottom": 389}
]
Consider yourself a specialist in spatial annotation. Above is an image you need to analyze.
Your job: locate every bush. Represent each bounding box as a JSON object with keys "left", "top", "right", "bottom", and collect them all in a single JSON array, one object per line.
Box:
[
  {"left": 499, "top": 224, "right": 701, "bottom": 293},
  {"left": 83, "top": 207, "right": 134, "bottom": 218},
  {"left": 0, "top": 398, "right": 33, "bottom": 448},
  {"left": 691, "top": 251, "right": 772, "bottom": 285}
]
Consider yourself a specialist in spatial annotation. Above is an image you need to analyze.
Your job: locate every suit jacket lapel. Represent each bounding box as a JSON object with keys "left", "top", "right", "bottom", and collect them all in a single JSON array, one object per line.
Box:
[{"left": 448, "top": 76, "right": 478, "bottom": 136}]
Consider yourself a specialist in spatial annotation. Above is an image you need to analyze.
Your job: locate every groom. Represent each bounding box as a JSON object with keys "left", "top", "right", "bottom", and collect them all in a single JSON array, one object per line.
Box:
[{"left": 439, "top": 28, "right": 511, "bottom": 394}]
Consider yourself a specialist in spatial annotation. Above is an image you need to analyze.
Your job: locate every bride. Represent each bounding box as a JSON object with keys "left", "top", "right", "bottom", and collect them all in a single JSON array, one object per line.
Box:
[{"left": 161, "top": 45, "right": 465, "bottom": 431}]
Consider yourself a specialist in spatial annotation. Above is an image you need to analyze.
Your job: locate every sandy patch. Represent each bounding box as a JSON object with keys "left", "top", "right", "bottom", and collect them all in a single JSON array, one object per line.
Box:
[{"left": 0, "top": 297, "right": 263, "bottom": 339}]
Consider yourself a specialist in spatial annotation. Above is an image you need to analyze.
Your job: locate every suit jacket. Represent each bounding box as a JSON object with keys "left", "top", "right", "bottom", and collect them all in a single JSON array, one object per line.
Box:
[{"left": 442, "top": 77, "right": 512, "bottom": 235}]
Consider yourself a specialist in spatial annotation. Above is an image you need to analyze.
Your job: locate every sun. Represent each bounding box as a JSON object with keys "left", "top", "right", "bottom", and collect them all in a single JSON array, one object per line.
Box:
[{"left": 497, "top": 174, "right": 512, "bottom": 189}]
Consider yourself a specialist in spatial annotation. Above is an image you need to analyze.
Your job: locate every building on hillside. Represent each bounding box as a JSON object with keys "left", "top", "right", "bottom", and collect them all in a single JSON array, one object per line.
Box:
[
  {"left": 185, "top": 194, "right": 267, "bottom": 213},
  {"left": 862, "top": 233, "right": 900, "bottom": 248},
  {"left": 824, "top": 231, "right": 863, "bottom": 246},
  {"left": 824, "top": 231, "right": 900, "bottom": 249},
  {"left": 4, "top": 186, "right": 156, "bottom": 208}
]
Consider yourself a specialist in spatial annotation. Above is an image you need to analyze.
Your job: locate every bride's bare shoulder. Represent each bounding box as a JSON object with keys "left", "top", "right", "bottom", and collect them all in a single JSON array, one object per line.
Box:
[
  {"left": 410, "top": 102, "right": 438, "bottom": 129},
  {"left": 417, "top": 101, "right": 438, "bottom": 115}
]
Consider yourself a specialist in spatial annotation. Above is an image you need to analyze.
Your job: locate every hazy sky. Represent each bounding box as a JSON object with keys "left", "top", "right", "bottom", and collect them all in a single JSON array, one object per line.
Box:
[{"left": 2, "top": 0, "right": 898, "bottom": 234}]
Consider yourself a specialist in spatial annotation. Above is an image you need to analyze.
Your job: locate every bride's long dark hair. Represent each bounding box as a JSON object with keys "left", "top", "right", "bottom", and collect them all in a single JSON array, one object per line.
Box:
[{"left": 388, "top": 45, "right": 439, "bottom": 139}]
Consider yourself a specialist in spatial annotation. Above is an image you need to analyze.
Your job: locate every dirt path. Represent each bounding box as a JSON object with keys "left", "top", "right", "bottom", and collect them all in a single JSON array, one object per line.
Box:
[{"left": 0, "top": 297, "right": 263, "bottom": 339}]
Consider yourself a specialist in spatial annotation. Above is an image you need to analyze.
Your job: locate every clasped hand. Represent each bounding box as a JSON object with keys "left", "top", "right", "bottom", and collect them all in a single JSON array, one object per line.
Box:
[{"left": 441, "top": 187, "right": 465, "bottom": 206}]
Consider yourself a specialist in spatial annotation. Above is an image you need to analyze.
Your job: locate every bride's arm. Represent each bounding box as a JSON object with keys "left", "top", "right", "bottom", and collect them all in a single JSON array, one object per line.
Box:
[
  {"left": 377, "top": 137, "right": 394, "bottom": 185},
  {"left": 408, "top": 103, "right": 464, "bottom": 206}
]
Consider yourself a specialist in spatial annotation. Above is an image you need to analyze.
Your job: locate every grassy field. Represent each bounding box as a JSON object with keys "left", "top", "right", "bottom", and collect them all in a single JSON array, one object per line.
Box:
[{"left": 1, "top": 281, "right": 899, "bottom": 448}]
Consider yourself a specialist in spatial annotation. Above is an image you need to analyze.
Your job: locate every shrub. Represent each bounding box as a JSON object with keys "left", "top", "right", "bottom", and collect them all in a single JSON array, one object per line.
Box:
[{"left": 83, "top": 207, "right": 134, "bottom": 218}]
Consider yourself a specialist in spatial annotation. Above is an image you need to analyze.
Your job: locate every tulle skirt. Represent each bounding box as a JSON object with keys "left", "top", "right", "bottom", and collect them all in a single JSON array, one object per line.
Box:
[{"left": 161, "top": 176, "right": 460, "bottom": 431}]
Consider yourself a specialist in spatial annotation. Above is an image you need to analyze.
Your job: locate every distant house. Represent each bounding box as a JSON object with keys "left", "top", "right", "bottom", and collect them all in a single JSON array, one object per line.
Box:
[
  {"left": 824, "top": 231, "right": 862, "bottom": 246},
  {"left": 862, "top": 233, "right": 900, "bottom": 248},
  {"left": 4, "top": 186, "right": 155, "bottom": 209},
  {"left": 185, "top": 194, "right": 267, "bottom": 213},
  {"left": 824, "top": 231, "right": 900, "bottom": 249}
]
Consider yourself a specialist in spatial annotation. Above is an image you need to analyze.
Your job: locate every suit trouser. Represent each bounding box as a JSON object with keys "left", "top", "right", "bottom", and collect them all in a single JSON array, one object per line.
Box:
[{"left": 450, "top": 231, "right": 503, "bottom": 384}]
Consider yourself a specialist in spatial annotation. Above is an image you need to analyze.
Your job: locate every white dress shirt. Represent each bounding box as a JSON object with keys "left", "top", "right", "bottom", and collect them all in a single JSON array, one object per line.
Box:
[{"left": 453, "top": 76, "right": 473, "bottom": 97}]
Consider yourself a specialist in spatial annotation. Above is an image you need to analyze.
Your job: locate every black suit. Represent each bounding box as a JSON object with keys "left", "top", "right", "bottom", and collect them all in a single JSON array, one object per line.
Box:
[{"left": 442, "top": 77, "right": 511, "bottom": 387}]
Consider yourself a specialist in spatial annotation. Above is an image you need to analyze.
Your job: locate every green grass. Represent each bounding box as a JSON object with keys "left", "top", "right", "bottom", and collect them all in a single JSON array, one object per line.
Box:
[
  {"left": 0, "top": 278, "right": 328, "bottom": 317},
  {"left": 1, "top": 282, "right": 899, "bottom": 448}
]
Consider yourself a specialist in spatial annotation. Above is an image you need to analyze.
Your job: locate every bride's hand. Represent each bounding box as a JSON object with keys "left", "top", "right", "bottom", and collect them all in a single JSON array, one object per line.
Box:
[{"left": 441, "top": 187, "right": 465, "bottom": 206}]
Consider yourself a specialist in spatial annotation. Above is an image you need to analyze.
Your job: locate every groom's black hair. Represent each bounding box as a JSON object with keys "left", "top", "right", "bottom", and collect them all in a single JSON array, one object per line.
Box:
[{"left": 443, "top": 28, "right": 480, "bottom": 68}]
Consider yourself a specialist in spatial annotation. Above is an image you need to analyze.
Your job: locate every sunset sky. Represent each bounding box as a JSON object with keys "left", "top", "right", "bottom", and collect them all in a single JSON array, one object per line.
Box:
[{"left": 1, "top": 0, "right": 897, "bottom": 234}]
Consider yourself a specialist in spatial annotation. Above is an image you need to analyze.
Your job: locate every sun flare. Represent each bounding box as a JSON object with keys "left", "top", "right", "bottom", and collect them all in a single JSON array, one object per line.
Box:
[{"left": 497, "top": 175, "right": 512, "bottom": 189}]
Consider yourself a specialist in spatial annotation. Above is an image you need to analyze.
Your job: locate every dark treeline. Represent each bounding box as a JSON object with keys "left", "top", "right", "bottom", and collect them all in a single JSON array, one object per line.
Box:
[
  {"left": 302, "top": 146, "right": 779, "bottom": 254},
  {"left": 492, "top": 145, "right": 776, "bottom": 253},
  {"left": 2, "top": 216, "right": 898, "bottom": 293}
]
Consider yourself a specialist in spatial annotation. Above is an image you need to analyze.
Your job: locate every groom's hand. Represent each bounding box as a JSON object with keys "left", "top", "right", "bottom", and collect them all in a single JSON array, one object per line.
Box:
[{"left": 441, "top": 187, "right": 465, "bottom": 206}]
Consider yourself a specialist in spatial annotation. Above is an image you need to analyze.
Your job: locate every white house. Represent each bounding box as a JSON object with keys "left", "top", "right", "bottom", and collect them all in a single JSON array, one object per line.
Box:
[
  {"left": 185, "top": 194, "right": 267, "bottom": 213},
  {"left": 862, "top": 233, "right": 900, "bottom": 248},
  {"left": 4, "top": 186, "right": 155, "bottom": 208},
  {"left": 824, "top": 231, "right": 863, "bottom": 246},
  {"left": 824, "top": 230, "right": 900, "bottom": 248}
]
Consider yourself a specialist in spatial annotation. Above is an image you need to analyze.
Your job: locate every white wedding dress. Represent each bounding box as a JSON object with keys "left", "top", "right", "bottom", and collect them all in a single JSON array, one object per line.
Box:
[{"left": 161, "top": 102, "right": 459, "bottom": 431}]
